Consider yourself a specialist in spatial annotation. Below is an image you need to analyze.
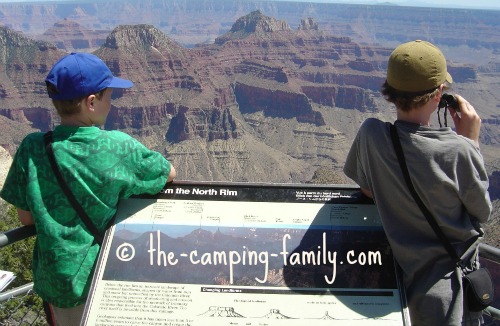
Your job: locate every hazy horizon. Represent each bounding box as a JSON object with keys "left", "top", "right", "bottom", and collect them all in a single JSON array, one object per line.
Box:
[{"left": 0, "top": 0, "right": 498, "bottom": 11}]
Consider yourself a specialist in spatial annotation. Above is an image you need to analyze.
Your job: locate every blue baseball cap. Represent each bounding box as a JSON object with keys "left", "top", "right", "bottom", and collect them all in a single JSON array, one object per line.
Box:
[{"left": 45, "top": 52, "right": 133, "bottom": 100}]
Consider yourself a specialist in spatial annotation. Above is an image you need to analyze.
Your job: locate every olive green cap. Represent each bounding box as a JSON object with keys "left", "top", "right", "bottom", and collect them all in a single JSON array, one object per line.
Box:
[{"left": 386, "top": 40, "right": 452, "bottom": 92}]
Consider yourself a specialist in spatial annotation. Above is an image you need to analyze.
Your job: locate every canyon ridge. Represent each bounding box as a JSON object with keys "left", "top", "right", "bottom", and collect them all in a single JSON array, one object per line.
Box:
[{"left": 0, "top": 2, "right": 499, "bottom": 221}]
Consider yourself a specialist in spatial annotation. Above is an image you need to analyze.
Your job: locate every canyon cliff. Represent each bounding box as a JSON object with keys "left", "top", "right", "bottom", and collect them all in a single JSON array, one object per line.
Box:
[{"left": 0, "top": 7, "right": 498, "bottom": 191}]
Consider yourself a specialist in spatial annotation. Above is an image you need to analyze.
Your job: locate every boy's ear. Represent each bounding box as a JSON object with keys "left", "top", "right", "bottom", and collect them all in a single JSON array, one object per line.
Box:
[
  {"left": 85, "top": 94, "right": 96, "bottom": 110},
  {"left": 434, "top": 85, "right": 444, "bottom": 103},
  {"left": 438, "top": 84, "right": 445, "bottom": 96}
]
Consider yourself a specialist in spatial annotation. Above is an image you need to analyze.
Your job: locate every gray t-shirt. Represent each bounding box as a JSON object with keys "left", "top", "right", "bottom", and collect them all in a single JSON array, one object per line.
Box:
[{"left": 344, "top": 118, "right": 491, "bottom": 324}]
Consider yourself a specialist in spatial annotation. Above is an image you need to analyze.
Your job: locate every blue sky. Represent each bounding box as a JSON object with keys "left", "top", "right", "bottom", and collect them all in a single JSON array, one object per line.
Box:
[{"left": 0, "top": 0, "right": 498, "bottom": 10}]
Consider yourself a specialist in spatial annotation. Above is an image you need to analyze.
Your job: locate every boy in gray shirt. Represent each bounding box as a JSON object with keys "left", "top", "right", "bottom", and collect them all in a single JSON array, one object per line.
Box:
[{"left": 344, "top": 40, "right": 491, "bottom": 325}]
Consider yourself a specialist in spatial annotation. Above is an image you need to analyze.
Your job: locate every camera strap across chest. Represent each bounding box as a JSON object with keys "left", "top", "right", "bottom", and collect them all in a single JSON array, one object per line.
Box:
[
  {"left": 43, "top": 131, "right": 104, "bottom": 245},
  {"left": 389, "top": 123, "right": 462, "bottom": 265}
]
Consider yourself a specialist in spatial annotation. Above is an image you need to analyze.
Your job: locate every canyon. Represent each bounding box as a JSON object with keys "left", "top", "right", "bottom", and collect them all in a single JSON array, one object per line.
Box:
[{"left": 0, "top": 1, "right": 498, "bottom": 204}]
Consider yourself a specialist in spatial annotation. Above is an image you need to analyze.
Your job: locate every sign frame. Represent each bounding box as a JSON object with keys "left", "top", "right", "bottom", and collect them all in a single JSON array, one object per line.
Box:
[{"left": 82, "top": 181, "right": 410, "bottom": 326}]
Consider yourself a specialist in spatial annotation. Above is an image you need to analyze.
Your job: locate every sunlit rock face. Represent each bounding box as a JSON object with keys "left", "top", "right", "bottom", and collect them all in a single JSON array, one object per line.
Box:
[{"left": 0, "top": 8, "right": 496, "bottom": 185}]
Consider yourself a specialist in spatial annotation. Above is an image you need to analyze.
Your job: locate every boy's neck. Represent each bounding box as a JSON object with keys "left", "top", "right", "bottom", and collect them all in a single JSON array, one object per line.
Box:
[
  {"left": 396, "top": 98, "right": 438, "bottom": 126},
  {"left": 60, "top": 114, "right": 94, "bottom": 127},
  {"left": 397, "top": 109, "right": 432, "bottom": 126}
]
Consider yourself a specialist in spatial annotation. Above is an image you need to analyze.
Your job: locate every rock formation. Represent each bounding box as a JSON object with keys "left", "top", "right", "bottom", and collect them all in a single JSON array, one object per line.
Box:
[
  {"left": 0, "top": 9, "right": 497, "bottom": 189},
  {"left": 0, "top": 26, "right": 63, "bottom": 110},
  {"left": 38, "top": 19, "right": 108, "bottom": 52},
  {"left": 215, "top": 10, "right": 291, "bottom": 44}
]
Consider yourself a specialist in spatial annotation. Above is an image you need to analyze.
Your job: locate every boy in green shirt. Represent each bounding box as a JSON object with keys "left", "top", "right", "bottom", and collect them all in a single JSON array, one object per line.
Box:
[{"left": 1, "top": 52, "right": 176, "bottom": 325}]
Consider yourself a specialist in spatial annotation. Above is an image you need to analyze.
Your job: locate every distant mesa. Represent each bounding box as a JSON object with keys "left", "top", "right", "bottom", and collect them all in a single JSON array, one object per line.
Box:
[
  {"left": 0, "top": 25, "right": 57, "bottom": 55},
  {"left": 215, "top": 10, "right": 291, "bottom": 44},
  {"left": 101, "top": 24, "right": 185, "bottom": 54},
  {"left": 38, "top": 18, "right": 106, "bottom": 52},
  {"left": 298, "top": 17, "right": 320, "bottom": 31}
]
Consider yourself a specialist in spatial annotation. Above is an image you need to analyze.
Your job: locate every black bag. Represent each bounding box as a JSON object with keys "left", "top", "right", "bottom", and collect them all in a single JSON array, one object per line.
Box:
[{"left": 463, "top": 267, "right": 495, "bottom": 312}]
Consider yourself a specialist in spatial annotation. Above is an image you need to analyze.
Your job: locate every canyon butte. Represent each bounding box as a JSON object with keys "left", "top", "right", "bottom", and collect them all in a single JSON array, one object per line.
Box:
[{"left": 0, "top": 2, "right": 499, "bottom": 209}]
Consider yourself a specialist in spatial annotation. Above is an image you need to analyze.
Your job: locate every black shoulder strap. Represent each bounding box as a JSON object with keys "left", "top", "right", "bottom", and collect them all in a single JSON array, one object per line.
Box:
[
  {"left": 44, "top": 131, "right": 103, "bottom": 245},
  {"left": 389, "top": 124, "right": 461, "bottom": 264}
]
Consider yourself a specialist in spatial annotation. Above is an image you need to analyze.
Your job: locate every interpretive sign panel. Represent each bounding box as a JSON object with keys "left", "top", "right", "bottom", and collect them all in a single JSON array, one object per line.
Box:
[{"left": 82, "top": 182, "right": 410, "bottom": 325}]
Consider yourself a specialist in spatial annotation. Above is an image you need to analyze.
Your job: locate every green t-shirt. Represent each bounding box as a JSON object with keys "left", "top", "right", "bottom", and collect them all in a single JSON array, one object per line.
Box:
[{"left": 0, "top": 125, "right": 171, "bottom": 308}]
